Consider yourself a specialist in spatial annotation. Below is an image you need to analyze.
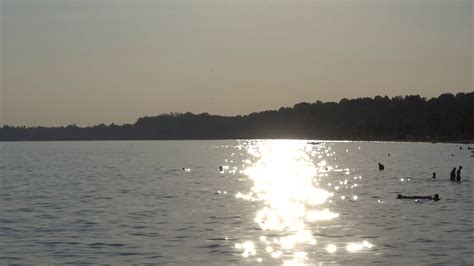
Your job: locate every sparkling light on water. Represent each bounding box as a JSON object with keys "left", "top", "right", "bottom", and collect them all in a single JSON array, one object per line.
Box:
[
  {"left": 345, "top": 240, "right": 374, "bottom": 252},
  {"left": 235, "top": 140, "right": 341, "bottom": 264},
  {"left": 326, "top": 244, "right": 337, "bottom": 254},
  {"left": 232, "top": 140, "right": 376, "bottom": 264}
]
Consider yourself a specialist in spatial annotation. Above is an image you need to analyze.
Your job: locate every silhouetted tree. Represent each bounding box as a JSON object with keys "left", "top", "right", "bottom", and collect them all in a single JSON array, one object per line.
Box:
[{"left": 1, "top": 92, "right": 472, "bottom": 141}]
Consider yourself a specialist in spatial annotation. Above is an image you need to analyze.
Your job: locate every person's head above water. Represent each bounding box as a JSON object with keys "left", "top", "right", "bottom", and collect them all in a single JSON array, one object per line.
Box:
[
  {"left": 397, "top": 194, "right": 403, "bottom": 199},
  {"left": 433, "top": 194, "right": 440, "bottom": 201}
]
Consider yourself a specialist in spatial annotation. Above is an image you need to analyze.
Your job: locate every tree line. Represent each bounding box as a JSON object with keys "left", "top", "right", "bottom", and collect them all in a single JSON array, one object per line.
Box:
[{"left": 1, "top": 92, "right": 473, "bottom": 141}]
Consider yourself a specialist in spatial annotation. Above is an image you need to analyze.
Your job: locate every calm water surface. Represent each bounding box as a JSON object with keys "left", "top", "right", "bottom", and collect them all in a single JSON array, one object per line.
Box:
[{"left": 0, "top": 140, "right": 472, "bottom": 265}]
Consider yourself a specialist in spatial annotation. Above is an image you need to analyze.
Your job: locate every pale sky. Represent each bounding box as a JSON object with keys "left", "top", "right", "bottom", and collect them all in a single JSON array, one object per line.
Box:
[{"left": 1, "top": 0, "right": 472, "bottom": 126}]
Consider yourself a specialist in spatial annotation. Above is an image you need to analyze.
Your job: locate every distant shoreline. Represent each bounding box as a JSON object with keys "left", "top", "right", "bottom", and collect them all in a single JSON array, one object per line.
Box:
[
  {"left": 2, "top": 92, "right": 473, "bottom": 142},
  {"left": 0, "top": 138, "right": 472, "bottom": 144}
]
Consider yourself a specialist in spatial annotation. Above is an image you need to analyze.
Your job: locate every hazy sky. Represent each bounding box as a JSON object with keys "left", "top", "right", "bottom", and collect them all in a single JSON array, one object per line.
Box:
[{"left": 1, "top": 0, "right": 472, "bottom": 126}]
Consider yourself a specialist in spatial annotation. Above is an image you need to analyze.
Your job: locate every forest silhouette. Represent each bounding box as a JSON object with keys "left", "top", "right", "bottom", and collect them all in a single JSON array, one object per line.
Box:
[{"left": 1, "top": 92, "right": 473, "bottom": 141}]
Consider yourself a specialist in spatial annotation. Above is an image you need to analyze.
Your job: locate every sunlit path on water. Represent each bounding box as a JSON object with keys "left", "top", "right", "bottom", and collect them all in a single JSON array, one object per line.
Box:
[{"left": 230, "top": 140, "right": 373, "bottom": 265}]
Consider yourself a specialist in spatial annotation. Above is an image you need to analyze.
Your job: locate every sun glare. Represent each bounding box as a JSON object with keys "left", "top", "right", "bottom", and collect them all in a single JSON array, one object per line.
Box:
[{"left": 234, "top": 140, "right": 342, "bottom": 264}]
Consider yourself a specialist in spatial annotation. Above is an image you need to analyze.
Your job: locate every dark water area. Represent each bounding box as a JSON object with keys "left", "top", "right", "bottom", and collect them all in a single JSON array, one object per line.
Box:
[{"left": 0, "top": 140, "right": 472, "bottom": 265}]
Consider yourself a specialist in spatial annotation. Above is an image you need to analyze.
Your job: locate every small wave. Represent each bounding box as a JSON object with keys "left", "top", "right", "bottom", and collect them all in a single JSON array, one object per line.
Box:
[
  {"left": 197, "top": 244, "right": 222, "bottom": 249},
  {"left": 207, "top": 237, "right": 232, "bottom": 241},
  {"left": 0, "top": 256, "right": 22, "bottom": 261},
  {"left": 208, "top": 215, "right": 242, "bottom": 220},
  {"left": 88, "top": 243, "right": 126, "bottom": 248}
]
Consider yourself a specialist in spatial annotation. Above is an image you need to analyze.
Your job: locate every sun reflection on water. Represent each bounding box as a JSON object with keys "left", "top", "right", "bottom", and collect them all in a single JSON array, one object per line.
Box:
[
  {"left": 232, "top": 141, "right": 327, "bottom": 263},
  {"left": 231, "top": 140, "right": 373, "bottom": 264}
]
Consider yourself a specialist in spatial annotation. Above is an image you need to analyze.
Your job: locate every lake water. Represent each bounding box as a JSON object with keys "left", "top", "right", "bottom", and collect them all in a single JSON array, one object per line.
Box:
[{"left": 0, "top": 140, "right": 472, "bottom": 265}]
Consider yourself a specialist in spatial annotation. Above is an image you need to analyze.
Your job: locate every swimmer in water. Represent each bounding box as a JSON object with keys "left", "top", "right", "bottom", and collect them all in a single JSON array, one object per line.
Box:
[
  {"left": 397, "top": 194, "right": 440, "bottom": 201},
  {"left": 456, "top": 166, "right": 462, "bottom": 182},
  {"left": 450, "top": 167, "right": 456, "bottom": 181},
  {"left": 378, "top": 163, "right": 385, "bottom": 171},
  {"left": 432, "top": 172, "right": 436, "bottom": 179}
]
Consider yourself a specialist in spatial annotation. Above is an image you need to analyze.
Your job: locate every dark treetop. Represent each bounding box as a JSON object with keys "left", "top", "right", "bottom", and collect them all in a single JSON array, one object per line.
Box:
[{"left": 1, "top": 92, "right": 473, "bottom": 141}]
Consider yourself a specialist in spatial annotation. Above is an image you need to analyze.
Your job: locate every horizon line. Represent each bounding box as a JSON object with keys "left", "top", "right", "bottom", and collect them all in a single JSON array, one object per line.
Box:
[{"left": 3, "top": 91, "right": 471, "bottom": 128}]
